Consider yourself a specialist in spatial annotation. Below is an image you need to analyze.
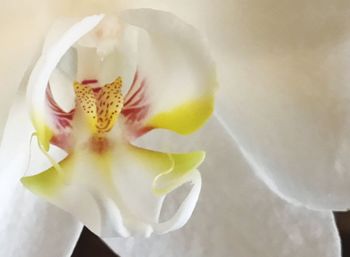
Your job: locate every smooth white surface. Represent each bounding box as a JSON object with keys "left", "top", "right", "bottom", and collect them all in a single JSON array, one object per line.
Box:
[
  {"left": 106, "top": 117, "right": 341, "bottom": 257},
  {"left": 124, "top": 0, "right": 350, "bottom": 211}
]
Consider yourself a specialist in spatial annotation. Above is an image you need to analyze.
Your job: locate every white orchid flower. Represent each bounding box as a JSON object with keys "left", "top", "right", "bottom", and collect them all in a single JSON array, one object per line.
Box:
[
  {"left": 0, "top": 1, "right": 345, "bottom": 257},
  {"left": 21, "top": 9, "right": 216, "bottom": 238}
]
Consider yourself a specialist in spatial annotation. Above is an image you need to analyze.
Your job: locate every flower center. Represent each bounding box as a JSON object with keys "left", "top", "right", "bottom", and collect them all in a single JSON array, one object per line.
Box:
[
  {"left": 74, "top": 76, "right": 124, "bottom": 137},
  {"left": 88, "top": 135, "right": 111, "bottom": 154}
]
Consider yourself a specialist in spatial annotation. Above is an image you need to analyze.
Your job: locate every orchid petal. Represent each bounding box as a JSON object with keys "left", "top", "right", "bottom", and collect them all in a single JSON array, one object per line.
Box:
[
  {"left": 120, "top": 9, "right": 217, "bottom": 137},
  {"left": 22, "top": 142, "right": 203, "bottom": 237},
  {"left": 214, "top": 3, "right": 350, "bottom": 211},
  {"left": 26, "top": 14, "right": 104, "bottom": 151},
  {"left": 122, "top": 1, "right": 350, "bottom": 211},
  {"left": 106, "top": 117, "right": 341, "bottom": 257},
  {"left": 0, "top": 94, "right": 82, "bottom": 257},
  {"left": 195, "top": 0, "right": 350, "bottom": 211}
]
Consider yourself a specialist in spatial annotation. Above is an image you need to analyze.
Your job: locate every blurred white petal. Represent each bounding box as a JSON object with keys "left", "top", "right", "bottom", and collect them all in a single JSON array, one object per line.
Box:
[
  {"left": 124, "top": 0, "right": 350, "bottom": 210},
  {"left": 209, "top": 1, "right": 350, "bottom": 211},
  {"left": 105, "top": 117, "right": 341, "bottom": 257}
]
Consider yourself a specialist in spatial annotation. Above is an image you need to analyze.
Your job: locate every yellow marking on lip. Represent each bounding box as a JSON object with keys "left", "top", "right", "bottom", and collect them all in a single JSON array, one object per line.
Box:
[
  {"left": 74, "top": 82, "right": 98, "bottom": 133},
  {"left": 96, "top": 77, "right": 123, "bottom": 133}
]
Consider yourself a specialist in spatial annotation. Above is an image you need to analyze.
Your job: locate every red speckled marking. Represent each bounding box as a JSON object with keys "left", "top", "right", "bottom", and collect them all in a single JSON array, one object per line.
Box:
[{"left": 74, "top": 77, "right": 124, "bottom": 135}]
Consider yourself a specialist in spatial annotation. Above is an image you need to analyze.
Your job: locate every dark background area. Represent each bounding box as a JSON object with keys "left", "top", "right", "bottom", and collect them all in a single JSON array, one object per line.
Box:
[
  {"left": 336, "top": 212, "right": 350, "bottom": 257},
  {"left": 72, "top": 227, "right": 119, "bottom": 257},
  {"left": 72, "top": 213, "right": 350, "bottom": 257}
]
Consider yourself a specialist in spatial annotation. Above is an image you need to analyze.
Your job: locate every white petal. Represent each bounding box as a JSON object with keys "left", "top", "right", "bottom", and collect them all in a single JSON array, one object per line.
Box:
[
  {"left": 153, "top": 170, "right": 201, "bottom": 234},
  {"left": 105, "top": 117, "right": 341, "bottom": 257},
  {"left": 45, "top": 18, "right": 80, "bottom": 112},
  {"left": 49, "top": 54, "right": 77, "bottom": 113},
  {"left": 111, "top": 145, "right": 202, "bottom": 236},
  {"left": 124, "top": 1, "right": 350, "bottom": 211},
  {"left": 120, "top": 9, "right": 217, "bottom": 136},
  {"left": 27, "top": 14, "right": 104, "bottom": 108},
  {"left": 0, "top": 94, "right": 82, "bottom": 257},
  {"left": 214, "top": 42, "right": 350, "bottom": 211},
  {"left": 205, "top": 1, "right": 350, "bottom": 211},
  {"left": 26, "top": 14, "right": 104, "bottom": 149}
]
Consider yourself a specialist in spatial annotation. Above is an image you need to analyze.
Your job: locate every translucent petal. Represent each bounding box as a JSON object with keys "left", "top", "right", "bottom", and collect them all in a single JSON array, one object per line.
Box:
[
  {"left": 105, "top": 117, "right": 341, "bottom": 257},
  {"left": 0, "top": 94, "right": 82, "bottom": 257}
]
